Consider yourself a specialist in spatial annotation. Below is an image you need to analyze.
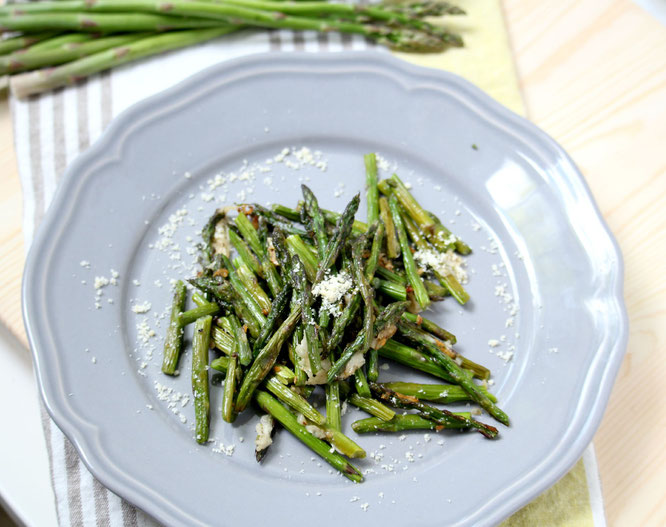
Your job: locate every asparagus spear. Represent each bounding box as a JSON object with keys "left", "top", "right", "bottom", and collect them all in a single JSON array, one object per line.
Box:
[
  {"left": 264, "top": 376, "right": 325, "bottom": 425},
  {"left": 235, "top": 304, "right": 302, "bottom": 412},
  {"left": 252, "top": 285, "right": 291, "bottom": 356},
  {"left": 379, "top": 196, "right": 400, "bottom": 259},
  {"left": 0, "top": 32, "right": 58, "bottom": 55},
  {"left": 297, "top": 415, "right": 366, "bottom": 459},
  {"left": 402, "top": 311, "right": 457, "bottom": 344},
  {"left": 254, "top": 390, "right": 363, "bottom": 482},
  {"left": 11, "top": 27, "right": 239, "bottom": 99},
  {"left": 397, "top": 319, "right": 489, "bottom": 379},
  {"left": 370, "top": 383, "right": 498, "bottom": 438},
  {"left": 292, "top": 255, "right": 322, "bottom": 374},
  {"left": 0, "top": 33, "right": 142, "bottom": 75},
  {"left": 178, "top": 300, "right": 220, "bottom": 326},
  {"left": 372, "top": 277, "right": 407, "bottom": 301},
  {"left": 234, "top": 260, "right": 272, "bottom": 313},
  {"left": 285, "top": 234, "right": 317, "bottom": 282},
  {"left": 227, "top": 314, "right": 252, "bottom": 366},
  {"left": 0, "top": 12, "right": 222, "bottom": 33},
  {"left": 229, "top": 229, "right": 262, "bottom": 278},
  {"left": 378, "top": 339, "right": 456, "bottom": 383},
  {"left": 348, "top": 394, "right": 396, "bottom": 421},
  {"left": 381, "top": 382, "right": 497, "bottom": 404},
  {"left": 434, "top": 268, "right": 470, "bottom": 305},
  {"left": 365, "top": 153, "right": 379, "bottom": 226},
  {"left": 413, "top": 338, "right": 509, "bottom": 426},
  {"left": 161, "top": 280, "right": 187, "bottom": 375},
  {"left": 327, "top": 301, "right": 406, "bottom": 382},
  {"left": 388, "top": 193, "right": 430, "bottom": 309},
  {"left": 222, "top": 353, "right": 238, "bottom": 423},
  {"left": 235, "top": 212, "right": 282, "bottom": 295},
  {"left": 221, "top": 254, "right": 267, "bottom": 327},
  {"left": 192, "top": 315, "right": 212, "bottom": 444},
  {"left": 354, "top": 367, "right": 372, "bottom": 398},
  {"left": 314, "top": 193, "right": 360, "bottom": 284},
  {"left": 351, "top": 236, "right": 374, "bottom": 354},
  {"left": 211, "top": 326, "right": 234, "bottom": 355},
  {"left": 352, "top": 414, "right": 473, "bottom": 433},
  {"left": 301, "top": 184, "right": 328, "bottom": 259},
  {"left": 325, "top": 381, "right": 342, "bottom": 431},
  {"left": 24, "top": 33, "right": 90, "bottom": 52},
  {"left": 365, "top": 222, "right": 384, "bottom": 283}
]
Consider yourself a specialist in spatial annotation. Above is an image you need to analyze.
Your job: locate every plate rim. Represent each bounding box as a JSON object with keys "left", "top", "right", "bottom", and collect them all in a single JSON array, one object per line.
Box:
[{"left": 22, "top": 51, "right": 628, "bottom": 526}]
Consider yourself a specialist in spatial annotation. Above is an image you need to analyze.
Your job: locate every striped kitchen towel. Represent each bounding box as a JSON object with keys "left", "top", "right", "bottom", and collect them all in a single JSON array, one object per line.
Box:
[{"left": 12, "top": 5, "right": 606, "bottom": 527}]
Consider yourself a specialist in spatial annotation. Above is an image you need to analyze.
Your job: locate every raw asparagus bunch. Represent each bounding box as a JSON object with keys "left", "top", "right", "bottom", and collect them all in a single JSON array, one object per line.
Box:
[
  {"left": 160, "top": 152, "right": 509, "bottom": 483},
  {"left": 0, "top": 0, "right": 466, "bottom": 98}
]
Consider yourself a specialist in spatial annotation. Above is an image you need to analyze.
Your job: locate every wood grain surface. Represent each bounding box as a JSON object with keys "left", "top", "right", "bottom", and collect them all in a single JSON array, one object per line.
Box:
[{"left": 0, "top": 1, "right": 665, "bottom": 524}]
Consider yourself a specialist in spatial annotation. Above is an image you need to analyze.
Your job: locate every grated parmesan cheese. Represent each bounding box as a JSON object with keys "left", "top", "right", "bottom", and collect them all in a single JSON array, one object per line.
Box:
[
  {"left": 312, "top": 271, "right": 353, "bottom": 316},
  {"left": 255, "top": 414, "right": 274, "bottom": 451},
  {"left": 413, "top": 248, "right": 468, "bottom": 284},
  {"left": 131, "top": 301, "right": 152, "bottom": 314},
  {"left": 294, "top": 337, "right": 331, "bottom": 385}
]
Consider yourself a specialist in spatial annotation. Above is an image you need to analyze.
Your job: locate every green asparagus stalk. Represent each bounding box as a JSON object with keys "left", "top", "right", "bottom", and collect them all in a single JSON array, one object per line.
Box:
[
  {"left": 402, "top": 311, "right": 457, "bottom": 344},
  {"left": 254, "top": 391, "right": 363, "bottom": 482},
  {"left": 228, "top": 314, "right": 252, "bottom": 366},
  {"left": 352, "top": 414, "right": 472, "bottom": 433},
  {"left": 378, "top": 339, "right": 456, "bottom": 383},
  {"left": 11, "top": 27, "right": 239, "bottom": 99},
  {"left": 379, "top": 196, "right": 400, "bottom": 259},
  {"left": 427, "top": 210, "right": 471, "bottom": 255},
  {"left": 0, "top": 12, "right": 222, "bottom": 33},
  {"left": 372, "top": 277, "right": 407, "bottom": 301},
  {"left": 301, "top": 184, "right": 328, "bottom": 259},
  {"left": 192, "top": 315, "right": 212, "bottom": 444},
  {"left": 265, "top": 376, "right": 325, "bottom": 425},
  {"left": 414, "top": 338, "right": 509, "bottom": 426},
  {"left": 380, "top": 382, "right": 497, "bottom": 404},
  {"left": 0, "top": 33, "right": 143, "bottom": 75},
  {"left": 354, "top": 367, "right": 372, "bottom": 398},
  {"left": 221, "top": 254, "right": 267, "bottom": 327},
  {"left": 292, "top": 255, "right": 322, "bottom": 374},
  {"left": 252, "top": 285, "right": 291, "bottom": 356},
  {"left": 351, "top": 236, "right": 374, "bottom": 354},
  {"left": 211, "top": 326, "right": 234, "bottom": 355},
  {"left": 222, "top": 353, "right": 238, "bottom": 422},
  {"left": 234, "top": 211, "right": 282, "bottom": 295},
  {"left": 401, "top": 208, "right": 429, "bottom": 250},
  {"left": 0, "top": 32, "right": 58, "bottom": 55},
  {"left": 229, "top": 229, "right": 263, "bottom": 278},
  {"left": 370, "top": 383, "right": 498, "bottom": 438},
  {"left": 25, "top": 33, "right": 91, "bottom": 52},
  {"left": 375, "top": 265, "right": 406, "bottom": 285},
  {"left": 348, "top": 394, "right": 396, "bottom": 421},
  {"left": 188, "top": 276, "right": 234, "bottom": 306},
  {"left": 161, "top": 280, "right": 187, "bottom": 375},
  {"left": 285, "top": 234, "right": 317, "bottom": 282},
  {"left": 210, "top": 355, "right": 229, "bottom": 372},
  {"left": 302, "top": 419, "right": 366, "bottom": 459},
  {"left": 235, "top": 304, "right": 302, "bottom": 412},
  {"left": 388, "top": 193, "right": 430, "bottom": 309},
  {"left": 327, "top": 301, "right": 406, "bottom": 382},
  {"left": 178, "top": 302, "right": 220, "bottom": 326},
  {"left": 434, "top": 268, "right": 470, "bottom": 305},
  {"left": 365, "top": 153, "right": 379, "bottom": 226},
  {"left": 315, "top": 193, "right": 360, "bottom": 284},
  {"left": 316, "top": 205, "right": 367, "bottom": 236},
  {"left": 325, "top": 381, "right": 342, "bottom": 431},
  {"left": 365, "top": 222, "right": 384, "bottom": 282},
  {"left": 234, "top": 260, "right": 272, "bottom": 314}
]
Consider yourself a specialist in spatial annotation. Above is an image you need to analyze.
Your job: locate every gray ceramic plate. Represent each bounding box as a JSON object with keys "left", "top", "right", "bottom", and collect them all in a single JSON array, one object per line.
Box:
[{"left": 23, "top": 52, "right": 627, "bottom": 526}]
